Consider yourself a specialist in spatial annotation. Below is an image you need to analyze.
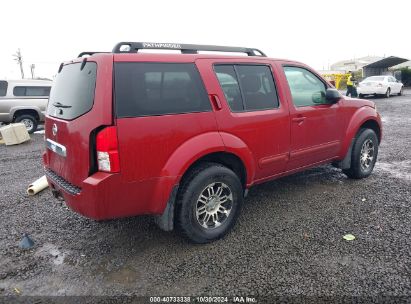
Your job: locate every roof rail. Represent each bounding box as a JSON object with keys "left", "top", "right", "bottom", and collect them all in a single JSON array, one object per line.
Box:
[{"left": 111, "top": 42, "right": 266, "bottom": 57}]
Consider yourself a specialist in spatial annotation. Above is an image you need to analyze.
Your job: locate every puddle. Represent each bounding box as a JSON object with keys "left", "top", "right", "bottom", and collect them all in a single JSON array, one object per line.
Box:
[
  {"left": 376, "top": 161, "right": 411, "bottom": 181},
  {"left": 35, "top": 243, "right": 68, "bottom": 265}
]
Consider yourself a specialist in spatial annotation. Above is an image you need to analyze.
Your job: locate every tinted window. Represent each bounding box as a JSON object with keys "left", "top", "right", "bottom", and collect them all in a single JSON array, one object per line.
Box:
[
  {"left": 0, "top": 81, "right": 7, "bottom": 96},
  {"left": 115, "top": 63, "right": 211, "bottom": 117},
  {"left": 284, "top": 66, "right": 327, "bottom": 107},
  {"left": 215, "top": 65, "right": 243, "bottom": 111},
  {"left": 47, "top": 62, "right": 97, "bottom": 120},
  {"left": 13, "top": 86, "right": 51, "bottom": 97},
  {"left": 215, "top": 65, "right": 279, "bottom": 112}
]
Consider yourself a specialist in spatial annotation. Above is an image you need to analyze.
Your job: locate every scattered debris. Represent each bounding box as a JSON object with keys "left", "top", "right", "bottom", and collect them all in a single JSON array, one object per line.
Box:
[
  {"left": 0, "top": 123, "right": 30, "bottom": 146},
  {"left": 13, "top": 287, "right": 21, "bottom": 294},
  {"left": 27, "top": 175, "right": 49, "bottom": 196},
  {"left": 343, "top": 234, "right": 356, "bottom": 241},
  {"left": 361, "top": 198, "right": 366, "bottom": 202},
  {"left": 19, "top": 233, "right": 35, "bottom": 249}
]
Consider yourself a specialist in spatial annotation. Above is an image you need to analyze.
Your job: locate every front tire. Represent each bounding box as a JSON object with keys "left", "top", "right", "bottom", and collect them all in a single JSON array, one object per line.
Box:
[
  {"left": 15, "top": 114, "right": 38, "bottom": 134},
  {"left": 343, "top": 128, "right": 379, "bottom": 179},
  {"left": 398, "top": 87, "right": 403, "bottom": 96},
  {"left": 176, "top": 162, "right": 243, "bottom": 243}
]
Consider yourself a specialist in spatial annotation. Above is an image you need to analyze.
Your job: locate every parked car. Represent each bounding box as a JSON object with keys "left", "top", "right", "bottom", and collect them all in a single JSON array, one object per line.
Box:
[
  {"left": 0, "top": 79, "right": 52, "bottom": 133},
  {"left": 357, "top": 75, "right": 403, "bottom": 98},
  {"left": 43, "top": 42, "right": 382, "bottom": 243}
]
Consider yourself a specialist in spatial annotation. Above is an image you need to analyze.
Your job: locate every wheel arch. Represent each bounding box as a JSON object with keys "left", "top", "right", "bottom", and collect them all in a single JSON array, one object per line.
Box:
[
  {"left": 339, "top": 106, "right": 382, "bottom": 160},
  {"left": 179, "top": 151, "right": 248, "bottom": 190},
  {"left": 11, "top": 107, "right": 40, "bottom": 121},
  {"left": 360, "top": 119, "right": 381, "bottom": 143}
]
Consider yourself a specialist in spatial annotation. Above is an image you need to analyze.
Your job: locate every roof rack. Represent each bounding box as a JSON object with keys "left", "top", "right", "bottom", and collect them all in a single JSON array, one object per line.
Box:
[
  {"left": 111, "top": 42, "right": 267, "bottom": 57},
  {"left": 77, "top": 51, "right": 109, "bottom": 58}
]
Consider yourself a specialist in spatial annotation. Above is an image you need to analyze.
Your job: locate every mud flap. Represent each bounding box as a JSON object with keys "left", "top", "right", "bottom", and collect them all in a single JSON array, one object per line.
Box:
[
  {"left": 154, "top": 185, "right": 178, "bottom": 232},
  {"left": 334, "top": 139, "right": 354, "bottom": 169}
]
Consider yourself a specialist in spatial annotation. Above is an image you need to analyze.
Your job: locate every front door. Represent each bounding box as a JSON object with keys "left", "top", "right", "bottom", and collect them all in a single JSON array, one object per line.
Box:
[{"left": 281, "top": 65, "right": 342, "bottom": 170}]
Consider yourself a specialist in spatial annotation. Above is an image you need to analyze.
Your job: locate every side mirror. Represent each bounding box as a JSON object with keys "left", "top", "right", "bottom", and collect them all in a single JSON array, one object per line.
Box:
[{"left": 325, "top": 88, "right": 341, "bottom": 103}]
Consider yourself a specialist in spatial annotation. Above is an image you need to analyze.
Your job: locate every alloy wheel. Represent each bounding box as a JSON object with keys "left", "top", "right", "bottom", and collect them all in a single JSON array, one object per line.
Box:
[
  {"left": 360, "top": 139, "right": 375, "bottom": 171},
  {"left": 195, "top": 182, "right": 233, "bottom": 229}
]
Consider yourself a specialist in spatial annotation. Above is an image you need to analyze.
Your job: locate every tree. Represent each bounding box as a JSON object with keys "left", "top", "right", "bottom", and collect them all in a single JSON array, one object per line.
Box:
[{"left": 13, "top": 49, "right": 25, "bottom": 79}]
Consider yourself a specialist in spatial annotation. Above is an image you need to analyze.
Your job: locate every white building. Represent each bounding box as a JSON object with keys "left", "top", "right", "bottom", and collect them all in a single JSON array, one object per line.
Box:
[{"left": 330, "top": 56, "right": 383, "bottom": 72}]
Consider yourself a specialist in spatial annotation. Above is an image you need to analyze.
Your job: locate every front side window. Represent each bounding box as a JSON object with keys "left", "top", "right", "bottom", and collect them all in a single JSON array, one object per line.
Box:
[
  {"left": 283, "top": 66, "right": 327, "bottom": 107},
  {"left": 13, "top": 86, "right": 51, "bottom": 97},
  {"left": 214, "top": 64, "right": 279, "bottom": 112},
  {"left": 0, "top": 81, "right": 7, "bottom": 97},
  {"left": 115, "top": 63, "right": 211, "bottom": 117}
]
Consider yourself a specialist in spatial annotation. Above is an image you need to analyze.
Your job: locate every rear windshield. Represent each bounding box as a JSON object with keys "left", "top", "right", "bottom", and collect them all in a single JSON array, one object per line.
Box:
[
  {"left": 47, "top": 62, "right": 97, "bottom": 120},
  {"left": 114, "top": 63, "right": 211, "bottom": 117},
  {"left": 365, "top": 76, "right": 385, "bottom": 81}
]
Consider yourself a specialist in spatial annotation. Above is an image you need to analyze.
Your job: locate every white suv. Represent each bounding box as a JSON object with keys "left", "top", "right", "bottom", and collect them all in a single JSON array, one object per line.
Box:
[{"left": 0, "top": 79, "right": 52, "bottom": 133}]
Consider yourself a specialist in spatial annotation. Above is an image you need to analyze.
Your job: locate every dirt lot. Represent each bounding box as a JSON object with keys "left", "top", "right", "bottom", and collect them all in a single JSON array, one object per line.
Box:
[{"left": 0, "top": 92, "right": 410, "bottom": 300}]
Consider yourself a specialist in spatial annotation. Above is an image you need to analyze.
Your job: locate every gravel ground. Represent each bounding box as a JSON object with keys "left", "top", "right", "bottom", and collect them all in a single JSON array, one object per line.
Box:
[{"left": 0, "top": 92, "right": 410, "bottom": 301}]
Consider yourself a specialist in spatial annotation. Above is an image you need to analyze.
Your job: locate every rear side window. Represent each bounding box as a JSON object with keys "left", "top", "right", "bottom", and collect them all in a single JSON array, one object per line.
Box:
[
  {"left": 0, "top": 81, "right": 7, "bottom": 96},
  {"left": 215, "top": 64, "right": 279, "bottom": 112},
  {"left": 47, "top": 62, "right": 97, "bottom": 120},
  {"left": 13, "top": 86, "right": 51, "bottom": 97},
  {"left": 115, "top": 63, "right": 211, "bottom": 117}
]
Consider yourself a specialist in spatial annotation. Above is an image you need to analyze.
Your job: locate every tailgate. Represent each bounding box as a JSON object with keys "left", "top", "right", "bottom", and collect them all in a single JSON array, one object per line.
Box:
[{"left": 44, "top": 55, "right": 113, "bottom": 187}]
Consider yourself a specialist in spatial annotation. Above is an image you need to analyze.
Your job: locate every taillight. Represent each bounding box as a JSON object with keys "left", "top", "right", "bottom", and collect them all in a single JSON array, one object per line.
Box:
[{"left": 96, "top": 126, "right": 120, "bottom": 173}]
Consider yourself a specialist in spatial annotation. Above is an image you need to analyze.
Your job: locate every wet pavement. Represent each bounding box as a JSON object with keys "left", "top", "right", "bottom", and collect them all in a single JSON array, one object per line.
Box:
[{"left": 0, "top": 91, "right": 410, "bottom": 299}]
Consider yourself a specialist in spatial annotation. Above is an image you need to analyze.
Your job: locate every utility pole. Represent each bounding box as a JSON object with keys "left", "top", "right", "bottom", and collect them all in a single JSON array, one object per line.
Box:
[
  {"left": 13, "top": 49, "right": 25, "bottom": 79},
  {"left": 30, "top": 64, "right": 35, "bottom": 79}
]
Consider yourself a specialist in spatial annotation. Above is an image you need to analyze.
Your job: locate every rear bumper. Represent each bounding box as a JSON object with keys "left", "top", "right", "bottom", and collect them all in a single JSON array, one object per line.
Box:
[
  {"left": 45, "top": 168, "right": 176, "bottom": 220},
  {"left": 357, "top": 87, "right": 387, "bottom": 95}
]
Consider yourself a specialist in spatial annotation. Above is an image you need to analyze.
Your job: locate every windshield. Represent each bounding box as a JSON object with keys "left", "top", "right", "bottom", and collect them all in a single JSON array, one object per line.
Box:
[{"left": 47, "top": 62, "right": 97, "bottom": 120}]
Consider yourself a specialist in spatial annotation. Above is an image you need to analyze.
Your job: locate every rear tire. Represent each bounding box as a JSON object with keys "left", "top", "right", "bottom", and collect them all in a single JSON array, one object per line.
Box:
[
  {"left": 385, "top": 88, "right": 391, "bottom": 98},
  {"left": 343, "top": 128, "right": 378, "bottom": 179},
  {"left": 359, "top": 94, "right": 364, "bottom": 99},
  {"left": 176, "top": 162, "right": 243, "bottom": 243},
  {"left": 15, "top": 114, "right": 38, "bottom": 134}
]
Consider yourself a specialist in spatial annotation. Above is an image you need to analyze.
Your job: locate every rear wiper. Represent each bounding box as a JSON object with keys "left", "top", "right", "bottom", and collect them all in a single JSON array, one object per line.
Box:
[{"left": 52, "top": 101, "right": 72, "bottom": 108}]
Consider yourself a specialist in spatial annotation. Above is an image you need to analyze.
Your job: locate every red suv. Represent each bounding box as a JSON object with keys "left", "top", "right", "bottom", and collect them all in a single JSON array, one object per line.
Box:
[{"left": 43, "top": 42, "right": 382, "bottom": 243}]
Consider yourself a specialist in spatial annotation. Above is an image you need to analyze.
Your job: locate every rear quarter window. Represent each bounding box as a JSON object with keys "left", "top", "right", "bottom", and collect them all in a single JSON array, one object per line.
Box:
[
  {"left": 114, "top": 63, "right": 211, "bottom": 117},
  {"left": 47, "top": 62, "right": 97, "bottom": 120}
]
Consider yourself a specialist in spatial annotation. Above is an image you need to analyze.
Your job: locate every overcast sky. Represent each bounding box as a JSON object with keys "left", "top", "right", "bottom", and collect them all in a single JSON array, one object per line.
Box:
[{"left": 1, "top": 0, "right": 409, "bottom": 79}]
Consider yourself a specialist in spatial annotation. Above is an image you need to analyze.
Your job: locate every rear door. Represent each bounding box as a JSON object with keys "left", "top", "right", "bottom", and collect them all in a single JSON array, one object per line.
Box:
[
  {"left": 389, "top": 76, "right": 400, "bottom": 94},
  {"left": 45, "top": 55, "right": 113, "bottom": 186},
  {"left": 196, "top": 59, "right": 290, "bottom": 181},
  {"left": 113, "top": 59, "right": 218, "bottom": 183}
]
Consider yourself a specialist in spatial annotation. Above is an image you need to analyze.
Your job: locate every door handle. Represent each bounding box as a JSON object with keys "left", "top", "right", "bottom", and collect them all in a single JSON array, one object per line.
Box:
[
  {"left": 210, "top": 94, "right": 222, "bottom": 110},
  {"left": 292, "top": 116, "right": 306, "bottom": 123}
]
